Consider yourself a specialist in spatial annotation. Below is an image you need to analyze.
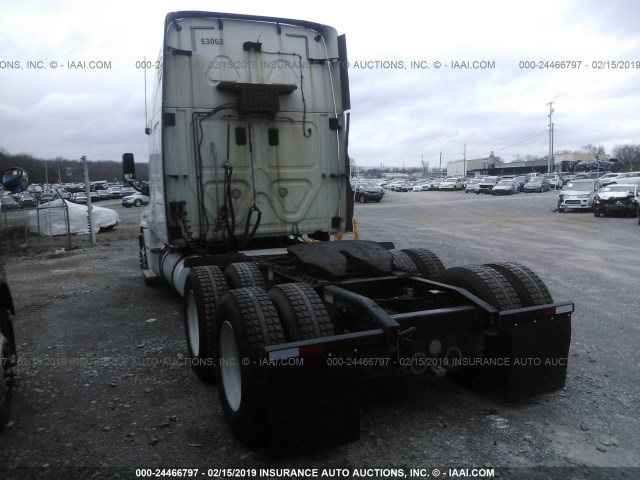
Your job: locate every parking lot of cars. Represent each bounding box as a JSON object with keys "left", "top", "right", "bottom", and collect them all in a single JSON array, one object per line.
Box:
[
  {"left": 350, "top": 172, "right": 640, "bottom": 235},
  {"left": 0, "top": 181, "right": 145, "bottom": 213}
]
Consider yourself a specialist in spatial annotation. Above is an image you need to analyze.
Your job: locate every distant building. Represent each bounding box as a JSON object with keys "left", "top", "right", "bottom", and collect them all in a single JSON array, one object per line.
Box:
[{"left": 446, "top": 158, "right": 485, "bottom": 176}]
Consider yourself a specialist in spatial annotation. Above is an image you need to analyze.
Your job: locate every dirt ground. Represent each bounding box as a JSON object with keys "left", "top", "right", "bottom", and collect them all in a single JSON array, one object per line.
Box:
[{"left": 0, "top": 193, "right": 638, "bottom": 480}]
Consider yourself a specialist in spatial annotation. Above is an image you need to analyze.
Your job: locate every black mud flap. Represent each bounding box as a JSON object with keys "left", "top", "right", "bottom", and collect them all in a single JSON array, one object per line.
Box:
[
  {"left": 267, "top": 362, "right": 360, "bottom": 457},
  {"left": 506, "top": 314, "right": 572, "bottom": 398}
]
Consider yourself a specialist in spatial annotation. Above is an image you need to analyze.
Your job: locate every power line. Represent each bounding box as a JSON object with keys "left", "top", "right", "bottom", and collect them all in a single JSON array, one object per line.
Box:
[
  {"left": 554, "top": 123, "right": 636, "bottom": 138},
  {"left": 464, "top": 129, "right": 548, "bottom": 160},
  {"left": 434, "top": 129, "right": 549, "bottom": 163}
]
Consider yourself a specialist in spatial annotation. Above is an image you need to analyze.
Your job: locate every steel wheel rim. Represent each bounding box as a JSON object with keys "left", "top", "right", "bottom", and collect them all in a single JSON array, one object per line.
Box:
[
  {"left": 219, "top": 321, "right": 242, "bottom": 412},
  {"left": 186, "top": 291, "right": 200, "bottom": 357}
]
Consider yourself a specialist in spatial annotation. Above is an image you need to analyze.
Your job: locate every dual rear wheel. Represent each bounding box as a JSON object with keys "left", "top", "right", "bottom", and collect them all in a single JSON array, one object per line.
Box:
[
  {"left": 435, "top": 262, "right": 564, "bottom": 395},
  {"left": 184, "top": 255, "right": 564, "bottom": 442},
  {"left": 183, "top": 262, "right": 333, "bottom": 444}
]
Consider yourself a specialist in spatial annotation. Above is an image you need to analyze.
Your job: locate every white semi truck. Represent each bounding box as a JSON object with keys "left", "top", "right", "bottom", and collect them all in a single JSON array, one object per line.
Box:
[{"left": 124, "top": 11, "right": 573, "bottom": 451}]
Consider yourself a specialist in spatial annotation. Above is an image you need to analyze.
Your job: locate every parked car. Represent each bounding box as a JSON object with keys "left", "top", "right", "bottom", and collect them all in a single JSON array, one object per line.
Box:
[
  {"left": 1, "top": 194, "right": 19, "bottom": 210},
  {"left": 598, "top": 172, "right": 624, "bottom": 186},
  {"left": 108, "top": 188, "right": 124, "bottom": 199},
  {"left": 438, "top": 177, "right": 465, "bottom": 191},
  {"left": 18, "top": 192, "right": 37, "bottom": 209},
  {"left": 383, "top": 181, "right": 399, "bottom": 190},
  {"left": 543, "top": 174, "right": 563, "bottom": 189},
  {"left": 476, "top": 176, "right": 500, "bottom": 194},
  {"left": 353, "top": 182, "right": 384, "bottom": 203},
  {"left": 428, "top": 179, "right": 444, "bottom": 191},
  {"left": 385, "top": 181, "right": 407, "bottom": 192},
  {"left": 574, "top": 171, "right": 606, "bottom": 180},
  {"left": 122, "top": 192, "right": 151, "bottom": 208},
  {"left": 491, "top": 179, "right": 520, "bottom": 195},
  {"left": 513, "top": 176, "right": 527, "bottom": 191},
  {"left": 71, "top": 192, "right": 88, "bottom": 204},
  {"left": 525, "top": 172, "right": 543, "bottom": 182},
  {"left": 38, "top": 191, "right": 57, "bottom": 204},
  {"left": 592, "top": 184, "right": 639, "bottom": 217},
  {"left": 523, "top": 177, "right": 551, "bottom": 193},
  {"left": 465, "top": 178, "right": 482, "bottom": 193},
  {"left": 615, "top": 171, "right": 640, "bottom": 180},
  {"left": 557, "top": 179, "right": 601, "bottom": 211},
  {"left": 96, "top": 190, "right": 111, "bottom": 201},
  {"left": 0, "top": 265, "right": 16, "bottom": 432},
  {"left": 609, "top": 177, "right": 640, "bottom": 187}
]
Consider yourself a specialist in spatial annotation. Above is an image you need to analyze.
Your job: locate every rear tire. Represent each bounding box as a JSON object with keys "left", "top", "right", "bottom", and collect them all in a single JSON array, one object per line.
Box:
[
  {"left": 484, "top": 262, "right": 553, "bottom": 307},
  {"left": 183, "top": 266, "right": 228, "bottom": 382},
  {"left": 436, "top": 265, "right": 522, "bottom": 311},
  {"left": 390, "top": 250, "right": 419, "bottom": 274},
  {"left": 214, "top": 287, "right": 285, "bottom": 444},
  {"left": 400, "top": 248, "right": 445, "bottom": 279},
  {"left": 268, "top": 283, "right": 333, "bottom": 341},
  {"left": 224, "top": 262, "right": 266, "bottom": 289},
  {"left": 436, "top": 265, "right": 522, "bottom": 389}
]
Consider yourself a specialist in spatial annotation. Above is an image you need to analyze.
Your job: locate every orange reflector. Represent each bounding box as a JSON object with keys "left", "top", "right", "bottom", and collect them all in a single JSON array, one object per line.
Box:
[{"left": 300, "top": 344, "right": 325, "bottom": 356}]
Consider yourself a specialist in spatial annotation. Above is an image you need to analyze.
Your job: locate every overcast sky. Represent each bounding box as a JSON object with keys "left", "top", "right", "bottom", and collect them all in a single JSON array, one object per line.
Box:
[{"left": 1, "top": 0, "right": 639, "bottom": 170}]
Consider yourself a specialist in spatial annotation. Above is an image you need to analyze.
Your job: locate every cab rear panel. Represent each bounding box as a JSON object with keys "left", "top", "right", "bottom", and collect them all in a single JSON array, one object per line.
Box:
[{"left": 147, "top": 12, "right": 350, "bottom": 248}]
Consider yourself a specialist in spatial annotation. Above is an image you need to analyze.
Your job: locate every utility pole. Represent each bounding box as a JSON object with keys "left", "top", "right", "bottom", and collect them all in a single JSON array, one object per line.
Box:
[
  {"left": 547, "top": 101, "right": 554, "bottom": 173},
  {"left": 463, "top": 144, "right": 467, "bottom": 176},
  {"left": 439, "top": 152, "right": 442, "bottom": 173},
  {"left": 82, "top": 156, "right": 96, "bottom": 246}
]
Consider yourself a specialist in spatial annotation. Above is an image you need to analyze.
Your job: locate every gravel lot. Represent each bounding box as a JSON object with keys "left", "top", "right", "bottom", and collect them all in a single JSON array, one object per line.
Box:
[{"left": 0, "top": 192, "right": 638, "bottom": 479}]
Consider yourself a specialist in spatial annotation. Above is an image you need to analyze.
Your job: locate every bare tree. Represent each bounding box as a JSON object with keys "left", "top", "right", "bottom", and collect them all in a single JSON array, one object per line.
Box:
[
  {"left": 613, "top": 144, "right": 640, "bottom": 171},
  {"left": 581, "top": 144, "right": 606, "bottom": 155}
]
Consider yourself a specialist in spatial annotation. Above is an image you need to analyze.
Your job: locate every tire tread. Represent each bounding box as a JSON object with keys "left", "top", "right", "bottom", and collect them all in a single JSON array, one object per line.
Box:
[{"left": 400, "top": 248, "right": 445, "bottom": 278}]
